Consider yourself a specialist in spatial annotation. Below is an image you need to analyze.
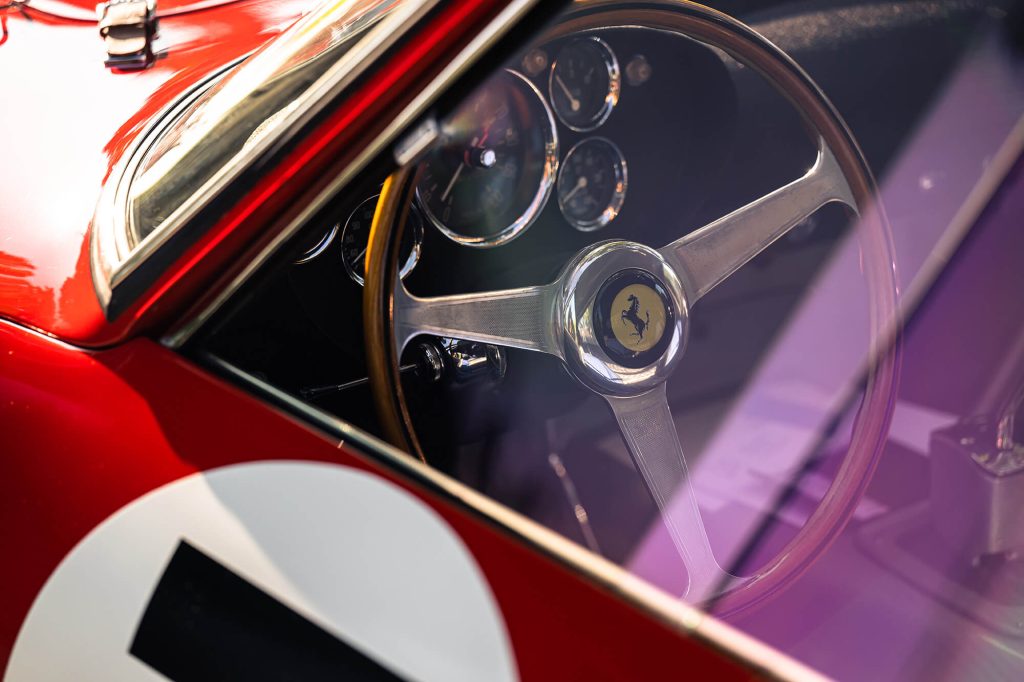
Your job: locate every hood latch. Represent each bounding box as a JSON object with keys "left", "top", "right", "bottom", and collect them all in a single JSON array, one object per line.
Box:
[{"left": 97, "top": 0, "right": 157, "bottom": 69}]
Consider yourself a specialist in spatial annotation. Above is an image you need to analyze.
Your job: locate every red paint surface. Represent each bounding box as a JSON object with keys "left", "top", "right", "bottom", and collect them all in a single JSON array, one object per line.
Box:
[
  {"left": 30, "top": 0, "right": 262, "bottom": 22},
  {"left": 0, "top": 320, "right": 754, "bottom": 679},
  {"left": 0, "top": 0, "right": 307, "bottom": 344},
  {"left": 0, "top": 0, "right": 535, "bottom": 349},
  {"left": 0, "top": 1, "right": 761, "bottom": 677},
  {"left": 110, "top": 0, "right": 515, "bottom": 348}
]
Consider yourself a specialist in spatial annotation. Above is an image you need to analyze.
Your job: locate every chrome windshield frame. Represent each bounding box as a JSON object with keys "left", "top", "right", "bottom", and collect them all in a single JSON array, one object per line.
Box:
[
  {"left": 158, "top": 0, "right": 558, "bottom": 347},
  {"left": 91, "top": 0, "right": 441, "bottom": 316}
]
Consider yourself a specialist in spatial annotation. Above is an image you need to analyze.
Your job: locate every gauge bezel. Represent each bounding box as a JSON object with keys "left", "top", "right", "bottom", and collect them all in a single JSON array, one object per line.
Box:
[
  {"left": 557, "top": 136, "right": 628, "bottom": 232},
  {"left": 342, "top": 195, "right": 423, "bottom": 286},
  {"left": 548, "top": 36, "right": 621, "bottom": 133},
  {"left": 292, "top": 223, "right": 339, "bottom": 265},
  {"left": 416, "top": 69, "right": 559, "bottom": 249}
]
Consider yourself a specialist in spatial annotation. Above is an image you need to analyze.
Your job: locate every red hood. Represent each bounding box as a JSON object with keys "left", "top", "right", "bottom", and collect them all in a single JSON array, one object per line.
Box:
[
  {"left": 0, "top": 0, "right": 307, "bottom": 343},
  {"left": 21, "top": 0, "right": 270, "bottom": 22}
]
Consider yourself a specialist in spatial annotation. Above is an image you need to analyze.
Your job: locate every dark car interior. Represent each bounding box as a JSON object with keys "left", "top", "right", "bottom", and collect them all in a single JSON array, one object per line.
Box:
[{"left": 193, "top": 1, "right": 1024, "bottom": 678}]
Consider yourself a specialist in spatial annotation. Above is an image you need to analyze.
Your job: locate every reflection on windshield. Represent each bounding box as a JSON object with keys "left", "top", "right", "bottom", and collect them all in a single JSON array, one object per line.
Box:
[
  {"left": 128, "top": 0, "right": 409, "bottom": 247},
  {"left": 198, "top": 2, "right": 1024, "bottom": 679},
  {"left": 414, "top": 8, "right": 1024, "bottom": 679}
]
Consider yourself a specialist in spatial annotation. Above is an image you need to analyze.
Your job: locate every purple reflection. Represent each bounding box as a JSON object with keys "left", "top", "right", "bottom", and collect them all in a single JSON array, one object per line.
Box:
[{"left": 626, "top": 23, "right": 1024, "bottom": 681}]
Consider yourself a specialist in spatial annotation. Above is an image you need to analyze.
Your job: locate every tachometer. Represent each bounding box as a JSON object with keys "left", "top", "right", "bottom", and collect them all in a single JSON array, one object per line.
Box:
[
  {"left": 341, "top": 195, "right": 423, "bottom": 286},
  {"left": 416, "top": 69, "right": 558, "bottom": 248},
  {"left": 557, "top": 137, "right": 627, "bottom": 231},
  {"left": 549, "top": 37, "right": 620, "bottom": 131}
]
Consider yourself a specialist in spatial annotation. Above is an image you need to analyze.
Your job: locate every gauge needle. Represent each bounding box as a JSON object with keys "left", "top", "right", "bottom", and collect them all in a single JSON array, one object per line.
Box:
[
  {"left": 353, "top": 247, "right": 367, "bottom": 265},
  {"left": 441, "top": 163, "right": 465, "bottom": 202},
  {"left": 554, "top": 74, "right": 581, "bottom": 112},
  {"left": 562, "top": 176, "right": 588, "bottom": 203}
]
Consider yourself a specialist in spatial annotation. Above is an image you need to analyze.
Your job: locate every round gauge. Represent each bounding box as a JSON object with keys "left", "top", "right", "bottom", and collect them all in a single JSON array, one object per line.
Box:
[
  {"left": 292, "top": 223, "right": 339, "bottom": 265},
  {"left": 557, "top": 137, "right": 627, "bottom": 232},
  {"left": 549, "top": 37, "right": 621, "bottom": 132},
  {"left": 416, "top": 69, "right": 558, "bottom": 248},
  {"left": 341, "top": 195, "right": 423, "bottom": 286}
]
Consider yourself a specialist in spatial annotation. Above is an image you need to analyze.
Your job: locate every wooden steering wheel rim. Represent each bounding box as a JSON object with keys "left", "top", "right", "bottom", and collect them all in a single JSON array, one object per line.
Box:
[{"left": 364, "top": 0, "right": 900, "bottom": 615}]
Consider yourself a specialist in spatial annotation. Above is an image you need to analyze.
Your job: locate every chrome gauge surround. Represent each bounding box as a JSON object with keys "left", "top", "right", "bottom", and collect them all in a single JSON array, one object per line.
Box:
[
  {"left": 548, "top": 36, "right": 621, "bottom": 132},
  {"left": 342, "top": 195, "right": 423, "bottom": 286},
  {"left": 292, "top": 223, "right": 340, "bottom": 265},
  {"left": 557, "top": 136, "right": 627, "bottom": 231},
  {"left": 416, "top": 69, "right": 559, "bottom": 249}
]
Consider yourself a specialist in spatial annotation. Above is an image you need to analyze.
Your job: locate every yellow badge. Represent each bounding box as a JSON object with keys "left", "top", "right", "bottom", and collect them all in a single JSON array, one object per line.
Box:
[{"left": 611, "top": 284, "right": 666, "bottom": 352}]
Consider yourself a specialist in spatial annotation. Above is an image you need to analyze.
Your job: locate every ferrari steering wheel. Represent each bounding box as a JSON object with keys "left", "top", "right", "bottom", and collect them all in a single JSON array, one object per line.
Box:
[{"left": 365, "top": 0, "right": 898, "bottom": 612}]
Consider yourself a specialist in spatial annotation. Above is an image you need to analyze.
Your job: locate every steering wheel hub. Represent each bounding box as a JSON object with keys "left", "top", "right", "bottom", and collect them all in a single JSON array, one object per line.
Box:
[
  {"left": 594, "top": 268, "right": 675, "bottom": 368},
  {"left": 558, "top": 241, "right": 689, "bottom": 397}
]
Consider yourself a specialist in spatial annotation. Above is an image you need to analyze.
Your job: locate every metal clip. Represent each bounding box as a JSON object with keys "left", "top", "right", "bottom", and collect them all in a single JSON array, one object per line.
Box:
[
  {"left": 97, "top": 0, "right": 157, "bottom": 69},
  {"left": 1, "top": 1, "right": 28, "bottom": 44}
]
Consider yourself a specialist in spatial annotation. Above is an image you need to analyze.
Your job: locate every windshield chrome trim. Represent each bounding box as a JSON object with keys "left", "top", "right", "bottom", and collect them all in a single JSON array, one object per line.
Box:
[
  {"left": 92, "top": 0, "right": 441, "bottom": 314},
  {"left": 91, "top": 60, "right": 244, "bottom": 312}
]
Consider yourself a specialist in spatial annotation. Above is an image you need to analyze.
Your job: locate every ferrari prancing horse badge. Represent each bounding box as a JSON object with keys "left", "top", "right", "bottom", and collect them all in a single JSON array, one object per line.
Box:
[{"left": 611, "top": 283, "right": 667, "bottom": 352}]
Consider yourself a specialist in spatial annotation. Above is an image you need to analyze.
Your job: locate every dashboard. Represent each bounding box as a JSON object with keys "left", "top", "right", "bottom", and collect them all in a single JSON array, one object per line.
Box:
[
  {"left": 300, "top": 27, "right": 743, "bottom": 292},
  {"left": 194, "top": 2, "right": 1024, "bottom": 680},
  {"left": 205, "top": 22, "right": 840, "bottom": 451}
]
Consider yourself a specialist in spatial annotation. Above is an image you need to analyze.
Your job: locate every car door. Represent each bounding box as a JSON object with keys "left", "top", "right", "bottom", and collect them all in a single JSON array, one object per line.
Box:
[{"left": 2, "top": 0, "right": 796, "bottom": 679}]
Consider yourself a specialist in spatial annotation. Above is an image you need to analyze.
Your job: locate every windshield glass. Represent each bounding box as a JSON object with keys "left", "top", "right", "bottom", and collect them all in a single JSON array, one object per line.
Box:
[
  {"left": 199, "top": 1, "right": 1024, "bottom": 679},
  {"left": 126, "top": 0, "right": 415, "bottom": 248}
]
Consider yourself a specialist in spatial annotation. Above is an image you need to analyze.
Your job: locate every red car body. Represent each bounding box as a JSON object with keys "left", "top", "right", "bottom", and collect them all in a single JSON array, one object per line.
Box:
[
  {"left": 0, "top": 0, "right": 801, "bottom": 678},
  {"left": 3, "top": 0, "right": 1023, "bottom": 679}
]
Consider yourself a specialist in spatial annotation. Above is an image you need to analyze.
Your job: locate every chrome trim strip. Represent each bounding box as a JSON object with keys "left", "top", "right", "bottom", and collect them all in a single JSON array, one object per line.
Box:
[
  {"left": 93, "top": 0, "right": 442, "bottom": 312},
  {"left": 115, "top": 0, "right": 440, "bottom": 287},
  {"left": 0, "top": 317, "right": 83, "bottom": 350},
  {"left": 91, "top": 59, "right": 244, "bottom": 312},
  {"left": 162, "top": 0, "right": 548, "bottom": 348},
  {"left": 204, "top": 352, "right": 828, "bottom": 682}
]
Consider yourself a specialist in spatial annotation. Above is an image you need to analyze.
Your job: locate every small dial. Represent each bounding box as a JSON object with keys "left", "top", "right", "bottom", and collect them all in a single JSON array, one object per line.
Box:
[
  {"left": 417, "top": 69, "right": 558, "bottom": 247},
  {"left": 557, "top": 137, "right": 627, "bottom": 232},
  {"left": 549, "top": 37, "right": 620, "bottom": 131},
  {"left": 292, "top": 224, "right": 338, "bottom": 265},
  {"left": 341, "top": 195, "right": 423, "bottom": 286}
]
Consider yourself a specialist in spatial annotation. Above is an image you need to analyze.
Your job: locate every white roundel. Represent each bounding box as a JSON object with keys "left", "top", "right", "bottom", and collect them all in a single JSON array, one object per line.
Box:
[{"left": 6, "top": 461, "right": 518, "bottom": 682}]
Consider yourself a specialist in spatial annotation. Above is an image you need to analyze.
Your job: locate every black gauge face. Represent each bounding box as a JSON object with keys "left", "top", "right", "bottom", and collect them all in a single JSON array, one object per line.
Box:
[
  {"left": 549, "top": 38, "right": 620, "bottom": 131},
  {"left": 417, "top": 69, "right": 558, "bottom": 247},
  {"left": 557, "top": 137, "right": 627, "bottom": 231},
  {"left": 341, "top": 195, "right": 423, "bottom": 286}
]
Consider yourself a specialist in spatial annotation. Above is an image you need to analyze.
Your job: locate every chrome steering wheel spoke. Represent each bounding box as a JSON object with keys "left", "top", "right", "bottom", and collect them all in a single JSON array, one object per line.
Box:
[
  {"left": 659, "top": 140, "right": 856, "bottom": 303},
  {"left": 393, "top": 279, "right": 562, "bottom": 357},
  {"left": 605, "top": 383, "right": 732, "bottom": 601},
  {"left": 391, "top": 139, "right": 856, "bottom": 604}
]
